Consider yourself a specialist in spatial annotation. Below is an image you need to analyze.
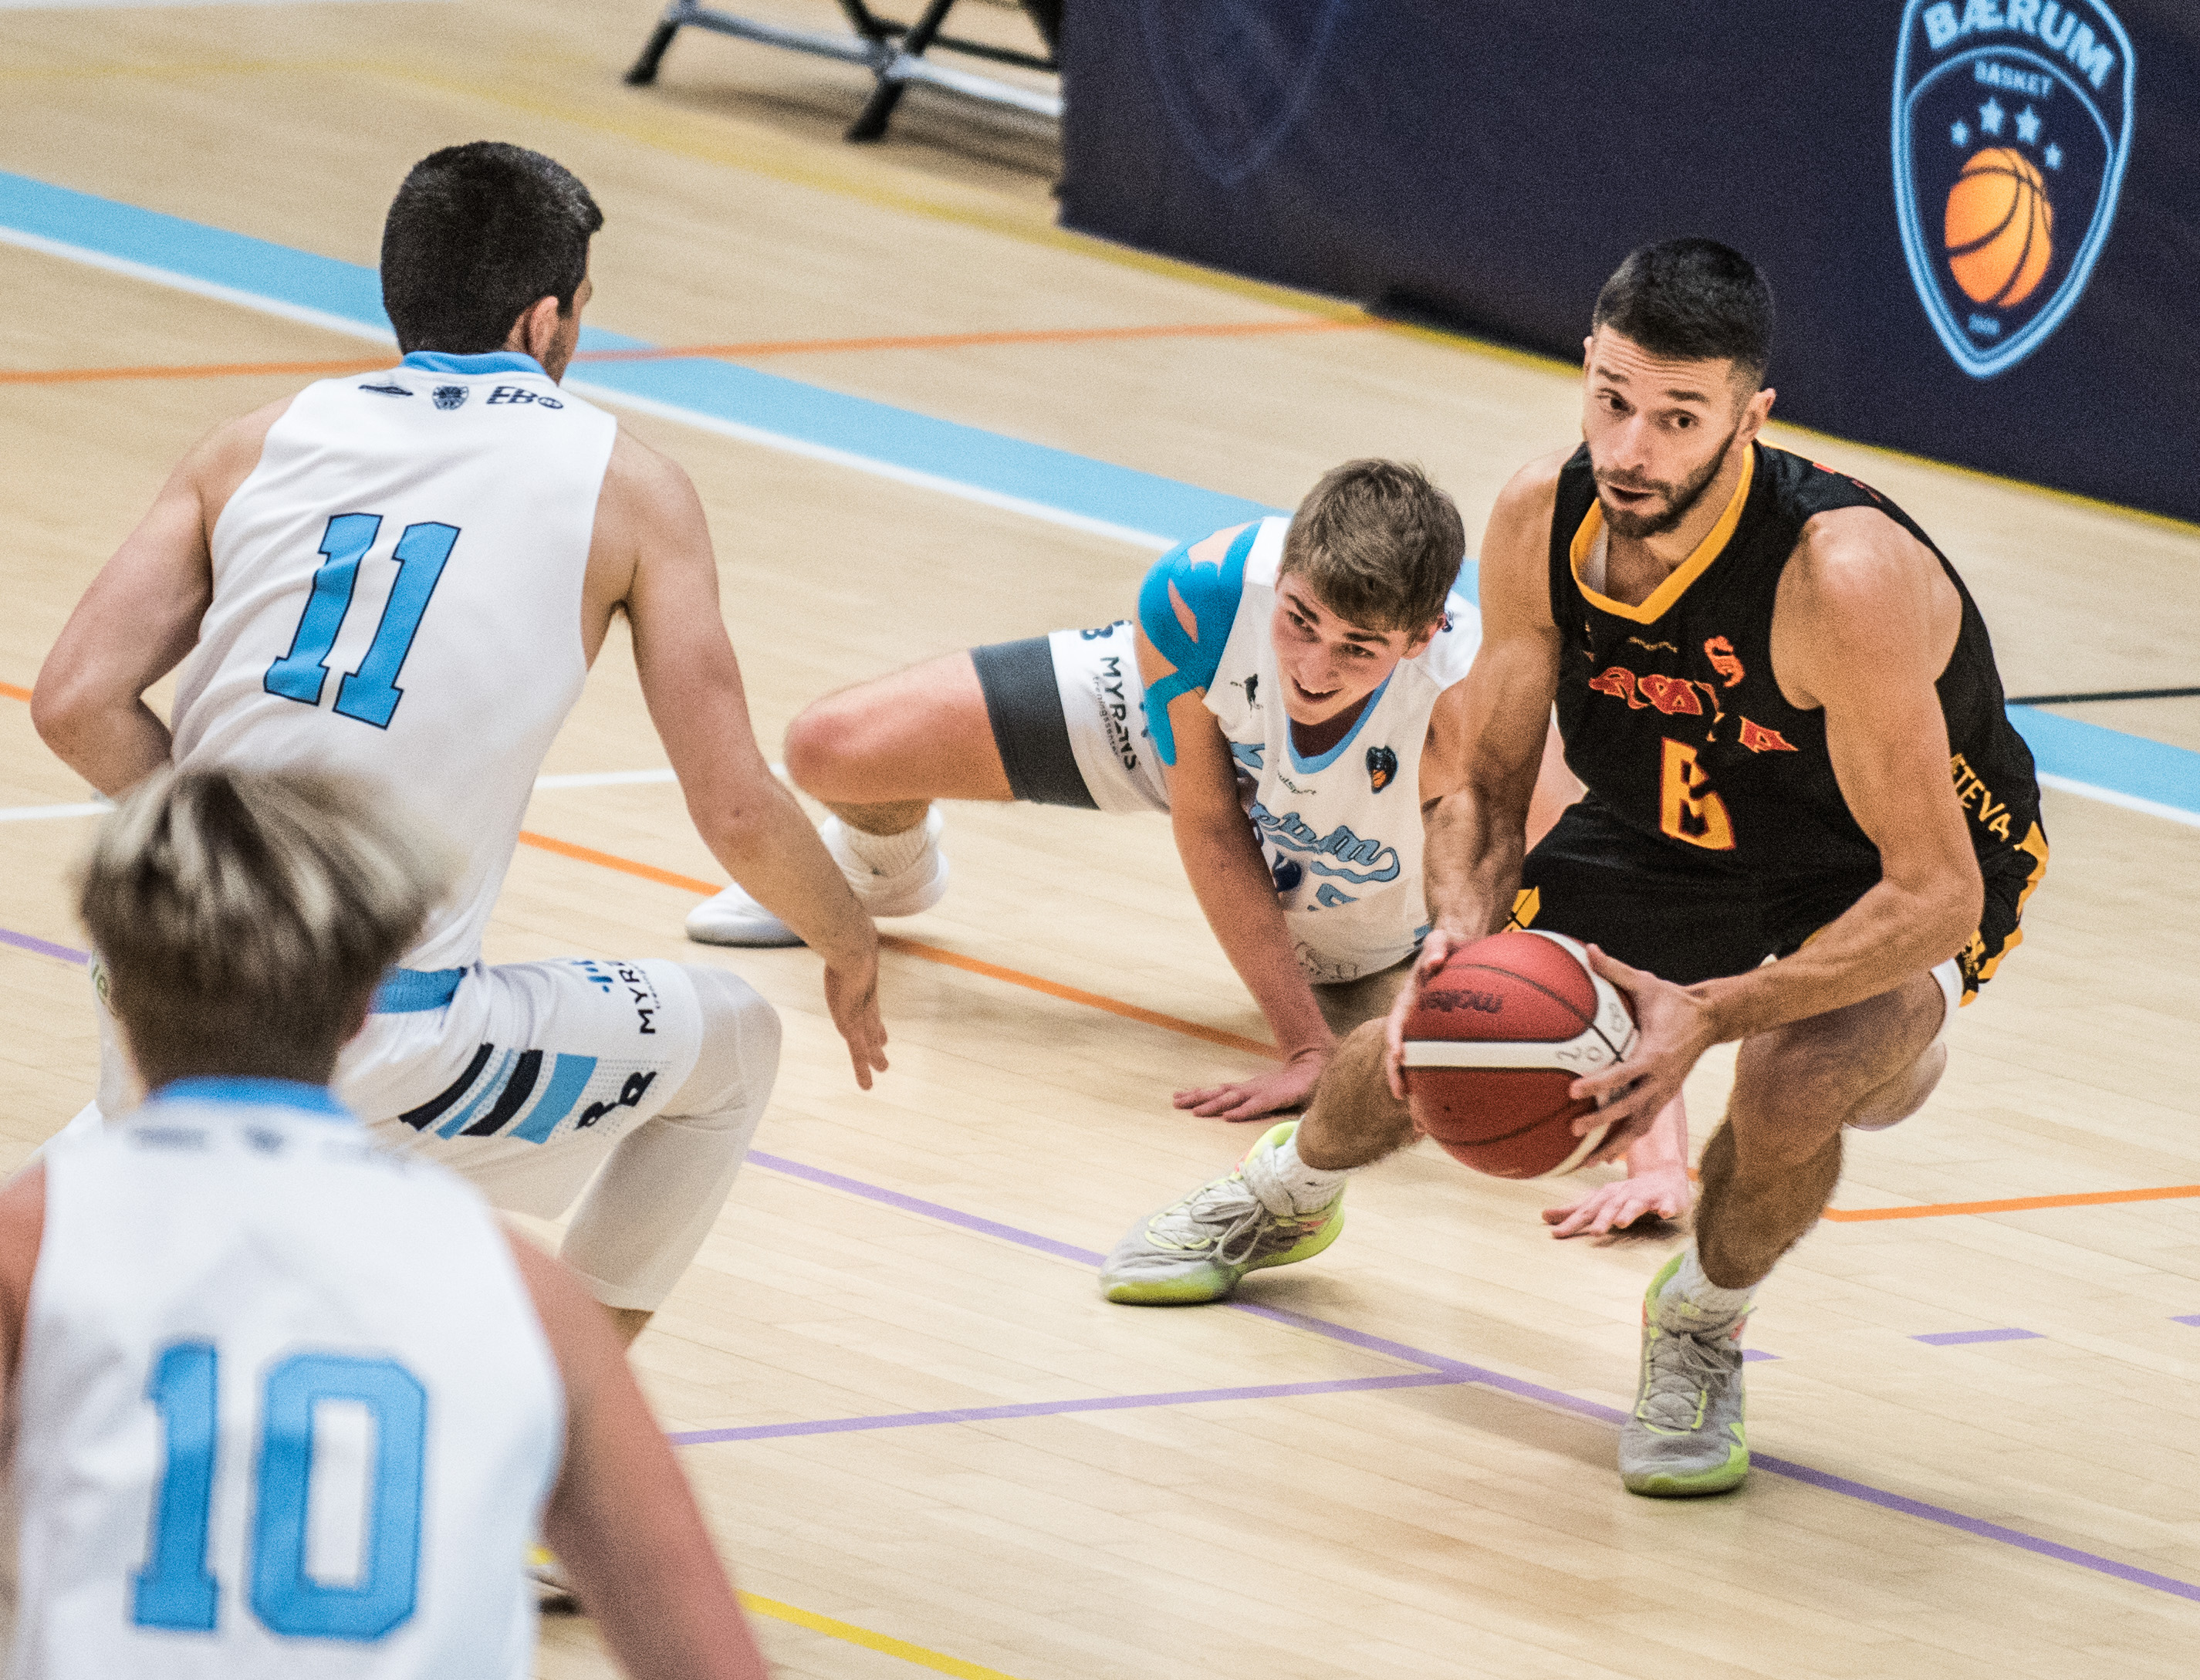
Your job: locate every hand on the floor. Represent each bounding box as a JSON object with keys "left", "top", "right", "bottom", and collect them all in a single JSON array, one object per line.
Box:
[
  {"left": 1569, "top": 945, "right": 1714, "bottom": 1158},
  {"left": 1173, "top": 1046, "right": 1328, "bottom": 1121},
  {"left": 823, "top": 948, "right": 890, "bottom": 1090},
  {"left": 1542, "top": 1163, "right": 1692, "bottom": 1240}
]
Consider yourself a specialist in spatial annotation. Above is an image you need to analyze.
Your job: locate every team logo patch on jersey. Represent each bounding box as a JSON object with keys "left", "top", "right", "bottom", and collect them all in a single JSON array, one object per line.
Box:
[
  {"left": 1367, "top": 745, "right": 1398, "bottom": 793},
  {"left": 357, "top": 382, "right": 411, "bottom": 397},
  {"left": 431, "top": 384, "right": 469, "bottom": 411},
  {"left": 1703, "top": 635, "right": 1746, "bottom": 688},
  {"left": 1137, "top": 0, "right": 1347, "bottom": 187},
  {"left": 1893, "top": 0, "right": 2134, "bottom": 378},
  {"left": 487, "top": 384, "right": 563, "bottom": 410}
]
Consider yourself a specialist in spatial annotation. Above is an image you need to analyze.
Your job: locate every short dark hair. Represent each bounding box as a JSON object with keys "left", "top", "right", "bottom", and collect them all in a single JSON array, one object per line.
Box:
[
  {"left": 1279, "top": 460, "right": 1465, "bottom": 633},
  {"left": 1591, "top": 239, "right": 1774, "bottom": 386},
  {"left": 380, "top": 142, "right": 603, "bottom": 354}
]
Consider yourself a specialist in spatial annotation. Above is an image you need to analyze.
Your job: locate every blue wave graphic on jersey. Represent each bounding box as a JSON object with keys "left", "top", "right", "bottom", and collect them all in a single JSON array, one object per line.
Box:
[{"left": 1250, "top": 802, "right": 1401, "bottom": 884}]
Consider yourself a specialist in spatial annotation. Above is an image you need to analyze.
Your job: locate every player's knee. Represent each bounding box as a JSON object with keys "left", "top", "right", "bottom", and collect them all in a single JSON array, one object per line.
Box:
[
  {"left": 784, "top": 690, "right": 890, "bottom": 800},
  {"left": 667, "top": 966, "right": 782, "bottom": 1130}
]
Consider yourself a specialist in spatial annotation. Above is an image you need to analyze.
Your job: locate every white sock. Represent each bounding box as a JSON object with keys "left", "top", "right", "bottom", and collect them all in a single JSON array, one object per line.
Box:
[
  {"left": 826, "top": 809, "right": 938, "bottom": 881},
  {"left": 1244, "top": 1128, "right": 1353, "bottom": 1216},
  {"left": 1657, "top": 1249, "right": 1756, "bottom": 1331}
]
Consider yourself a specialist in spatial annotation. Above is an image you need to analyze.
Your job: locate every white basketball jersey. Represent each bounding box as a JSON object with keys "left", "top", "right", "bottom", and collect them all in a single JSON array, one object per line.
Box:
[
  {"left": 1204, "top": 518, "right": 1482, "bottom": 983},
  {"left": 171, "top": 354, "right": 619, "bottom": 972},
  {"left": 8, "top": 1080, "right": 563, "bottom": 1679}
]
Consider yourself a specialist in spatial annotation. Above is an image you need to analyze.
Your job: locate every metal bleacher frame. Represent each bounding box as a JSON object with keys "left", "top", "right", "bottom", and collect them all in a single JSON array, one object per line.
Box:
[{"left": 625, "top": 0, "right": 1062, "bottom": 143}]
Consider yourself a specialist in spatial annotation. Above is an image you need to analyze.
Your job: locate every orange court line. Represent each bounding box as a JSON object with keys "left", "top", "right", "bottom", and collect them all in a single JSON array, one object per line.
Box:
[
  {"left": 0, "top": 316, "right": 1369, "bottom": 387},
  {"left": 1820, "top": 1184, "right": 2200, "bottom": 1222},
  {"left": 513, "top": 830, "right": 1280, "bottom": 1061},
  {"left": 0, "top": 663, "right": 2175, "bottom": 1220}
]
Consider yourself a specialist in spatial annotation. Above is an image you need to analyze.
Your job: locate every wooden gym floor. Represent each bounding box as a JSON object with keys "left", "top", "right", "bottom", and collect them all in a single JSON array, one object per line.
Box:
[{"left": 2, "top": 3, "right": 2198, "bottom": 1676}]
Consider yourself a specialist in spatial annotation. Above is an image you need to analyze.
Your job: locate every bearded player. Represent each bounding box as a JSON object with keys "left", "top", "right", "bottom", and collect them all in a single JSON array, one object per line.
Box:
[
  {"left": 687, "top": 458, "right": 1692, "bottom": 1239},
  {"left": 1103, "top": 240, "right": 2047, "bottom": 1499}
]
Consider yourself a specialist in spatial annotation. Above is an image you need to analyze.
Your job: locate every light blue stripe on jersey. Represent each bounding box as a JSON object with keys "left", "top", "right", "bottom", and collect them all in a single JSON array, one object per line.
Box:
[
  {"left": 1137, "top": 523, "right": 1259, "bottom": 764},
  {"left": 1286, "top": 671, "right": 1394, "bottom": 775},
  {"left": 371, "top": 968, "right": 466, "bottom": 1014},
  {"left": 399, "top": 351, "right": 546, "bottom": 377},
  {"left": 509, "top": 1055, "right": 599, "bottom": 1144},
  {"left": 435, "top": 1051, "right": 515, "bottom": 1140},
  {"left": 150, "top": 1078, "right": 350, "bottom": 1121}
]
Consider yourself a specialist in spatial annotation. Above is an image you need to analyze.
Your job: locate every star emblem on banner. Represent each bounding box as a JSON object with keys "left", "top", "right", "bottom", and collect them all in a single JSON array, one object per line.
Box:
[
  {"left": 1979, "top": 97, "right": 2005, "bottom": 135},
  {"left": 2045, "top": 142, "right": 2063, "bottom": 168},
  {"left": 2015, "top": 106, "right": 2042, "bottom": 144},
  {"left": 1952, "top": 119, "right": 1970, "bottom": 147}
]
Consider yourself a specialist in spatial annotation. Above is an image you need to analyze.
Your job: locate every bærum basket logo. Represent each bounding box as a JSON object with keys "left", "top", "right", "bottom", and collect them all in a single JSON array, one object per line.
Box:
[
  {"left": 1137, "top": 0, "right": 1345, "bottom": 188},
  {"left": 1893, "top": 1, "right": 2134, "bottom": 378}
]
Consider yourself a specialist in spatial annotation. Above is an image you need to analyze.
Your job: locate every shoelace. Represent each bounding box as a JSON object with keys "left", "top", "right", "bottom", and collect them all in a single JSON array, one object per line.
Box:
[
  {"left": 1145, "top": 1175, "right": 1299, "bottom": 1266},
  {"left": 1637, "top": 1323, "right": 1738, "bottom": 1430}
]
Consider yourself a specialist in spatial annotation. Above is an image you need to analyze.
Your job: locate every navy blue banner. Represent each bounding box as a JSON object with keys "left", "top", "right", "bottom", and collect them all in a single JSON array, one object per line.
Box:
[{"left": 1059, "top": 2, "right": 2198, "bottom": 524}]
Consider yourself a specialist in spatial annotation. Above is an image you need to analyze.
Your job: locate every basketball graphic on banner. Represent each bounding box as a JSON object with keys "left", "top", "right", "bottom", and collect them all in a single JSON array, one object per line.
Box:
[{"left": 1944, "top": 147, "right": 2053, "bottom": 308}]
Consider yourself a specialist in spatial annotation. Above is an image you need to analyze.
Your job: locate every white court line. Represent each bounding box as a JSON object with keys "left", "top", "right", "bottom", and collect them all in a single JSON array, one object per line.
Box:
[
  {"left": 0, "top": 768, "right": 706, "bottom": 823},
  {"left": 0, "top": 801, "right": 108, "bottom": 823},
  {"left": 0, "top": 228, "right": 396, "bottom": 346},
  {"left": 0, "top": 227, "right": 1171, "bottom": 553},
  {"left": 2036, "top": 772, "right": 2200, "bottom": 830}
]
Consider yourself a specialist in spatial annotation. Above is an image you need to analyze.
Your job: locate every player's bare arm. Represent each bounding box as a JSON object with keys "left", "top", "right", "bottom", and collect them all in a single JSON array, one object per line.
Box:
[
  {"left": 33, "top": 401, "right": 289, "bottom": 795},
  {"left": 507, "top": 1230, "right": 768, "bottom": 1680},
  {"left": 1136, "top": 524, "right": 1337, "bottom": 1121},
  {"left": 1573, "top": 506, "right": 1981, "bottom": 1140},
  {"left": 1383, "top": 453, "right": 1569, "bottom": 1094},
  {"left": 596, "top": 430, "right": 889, "bottom": 1089}
]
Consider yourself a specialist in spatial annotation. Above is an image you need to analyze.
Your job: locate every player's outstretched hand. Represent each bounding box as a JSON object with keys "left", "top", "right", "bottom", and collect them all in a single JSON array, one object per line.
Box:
[
  {"left": 1541, "top": 1161, "right": 1693, "bottom": 1241},
  {"left": 1174, "top": 1047, "right": 1328, "bottom": 1122},
  {"left": 1382, "top": 928, "right": 1457, "bottom": 1100},
  {"left": 822, "top": 945, "right": 889, "bottom": 1090},
  {"left": 1569, "top": 944, "right": 1715, "bottom": 1160}
]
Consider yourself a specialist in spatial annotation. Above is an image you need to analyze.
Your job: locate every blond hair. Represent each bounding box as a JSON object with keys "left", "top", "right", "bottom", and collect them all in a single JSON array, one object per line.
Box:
[
  {"left": 1278, "top": 459, "right": 1465, "bottom": 633},
  {"left": 79, "top": 769, "right": 451, "bottom": 1087}
]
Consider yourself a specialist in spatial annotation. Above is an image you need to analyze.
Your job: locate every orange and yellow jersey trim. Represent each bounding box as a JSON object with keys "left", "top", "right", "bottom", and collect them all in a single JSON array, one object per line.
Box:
[{"left": 1567, "top": 448, "right": 1756, "bottom": 625}]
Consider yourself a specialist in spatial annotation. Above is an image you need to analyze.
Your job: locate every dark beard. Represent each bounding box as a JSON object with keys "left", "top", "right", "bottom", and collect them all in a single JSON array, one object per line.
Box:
[{"left": 1595, "top": 424, "right": 1739, "bottom": 539}]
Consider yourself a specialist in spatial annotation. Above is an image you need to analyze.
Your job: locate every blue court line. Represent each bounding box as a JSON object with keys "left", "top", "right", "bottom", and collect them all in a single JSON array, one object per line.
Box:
[
  {"left": 1912, "top": 1327, "right": 2044, "bottom": 1347},
  {"left": 3, "top": 173, "right": 2195, "bottom": 820}
]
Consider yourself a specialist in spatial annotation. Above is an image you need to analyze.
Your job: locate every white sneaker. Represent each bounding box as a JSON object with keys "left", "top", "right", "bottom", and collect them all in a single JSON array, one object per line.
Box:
[
  {"left": 684, "top": 881, "right": 804, "bottom": 947},
  {"left": 683, "top": 810, "right": 948, "bottom": 948}
]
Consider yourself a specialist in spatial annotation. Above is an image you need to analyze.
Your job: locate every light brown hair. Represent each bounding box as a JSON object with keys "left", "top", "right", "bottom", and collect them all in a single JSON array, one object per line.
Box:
[
  {"left": 1278, "top": 459, "right": 1465, "bottom": 632},
  {"left": 78, "top": 769, "right": 450, "bottom": 1088}
]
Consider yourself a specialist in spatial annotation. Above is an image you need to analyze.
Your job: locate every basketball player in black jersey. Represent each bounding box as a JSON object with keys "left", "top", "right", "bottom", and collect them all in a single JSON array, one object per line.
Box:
[{"left": 1101, "top": 239, "right": 2047, "bottom": 1499}]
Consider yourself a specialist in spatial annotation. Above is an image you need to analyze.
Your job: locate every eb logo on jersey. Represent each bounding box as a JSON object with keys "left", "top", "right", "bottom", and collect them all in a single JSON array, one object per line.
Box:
[{"left": 1893, "top": 0, "right": 2133, "bottom": 378}]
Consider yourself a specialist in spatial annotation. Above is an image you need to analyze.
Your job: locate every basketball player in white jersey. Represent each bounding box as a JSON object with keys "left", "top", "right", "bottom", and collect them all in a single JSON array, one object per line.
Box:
[
  {"left": 686, "top": 460, "right": 1688, "bottom": 1242},
  {"left": 34, "top": 143, "right": 888, "bottom": 1341},
  {"left": 0, "top": 767, "right": 764, "bottom": 1678}
]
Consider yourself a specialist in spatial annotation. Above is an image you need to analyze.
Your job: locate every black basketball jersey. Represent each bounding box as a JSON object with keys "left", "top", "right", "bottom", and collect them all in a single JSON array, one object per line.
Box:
[{"left": 1546, "top": 442, "right": 2046, "bottom": 938}]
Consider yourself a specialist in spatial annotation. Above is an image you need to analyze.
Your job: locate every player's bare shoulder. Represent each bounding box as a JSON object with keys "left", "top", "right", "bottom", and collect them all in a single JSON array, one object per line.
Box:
[
  {"left": 1774, "top": 503, "right": 1961, "bottom": 705},
  {"left": 192, "top": 395, "right": 297, "bottom": 533},
  {"left": 585, "top": 424, "right": 713, "bottom": 630}
]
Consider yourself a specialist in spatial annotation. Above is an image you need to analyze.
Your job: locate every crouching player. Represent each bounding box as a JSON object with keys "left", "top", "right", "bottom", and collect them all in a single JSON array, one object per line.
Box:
[
  {"left": 687, "top": 458, "right": 1689, "bottom": 1239},
  {"left": 0, "top": 768, "right": 765, "bottom": 1678}
]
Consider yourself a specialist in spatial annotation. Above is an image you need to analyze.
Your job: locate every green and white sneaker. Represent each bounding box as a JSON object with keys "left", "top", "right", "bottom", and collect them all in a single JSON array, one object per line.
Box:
[
  {"left": 1101, "top": 1121, "right": 1344, "bottom": 1305},
  {"left": 1620, "top": 1253, "right": 1750, "bottom": 1497}
]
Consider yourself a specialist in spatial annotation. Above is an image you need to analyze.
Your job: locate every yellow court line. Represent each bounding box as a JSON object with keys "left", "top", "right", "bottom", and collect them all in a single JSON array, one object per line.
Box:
[{"left": 740, "top": 1593, "right": 1029, "bottom": 1680}]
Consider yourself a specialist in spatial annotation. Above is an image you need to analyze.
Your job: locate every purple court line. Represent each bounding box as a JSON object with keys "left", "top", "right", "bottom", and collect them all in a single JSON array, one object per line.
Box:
[
  {"left": 668, "top": 1371, "right": 1467, "bottom": 1445},
  {"left": 2172, "top": 1315, "right": 2200, "bottom": 1327},
  {"left": 0, "top": 928, "right": 87, "bottom": 966},
  {"left": 745, "top": 1151, "right": 2200, "bottom": 1608},
  {"left": 1913, "top": 1327, "right": 2043, "bottom": 1347}
]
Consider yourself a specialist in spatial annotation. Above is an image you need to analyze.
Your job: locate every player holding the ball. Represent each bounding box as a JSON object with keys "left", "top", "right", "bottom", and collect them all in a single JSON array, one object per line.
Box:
[{"left": 1103, "top": 239, "right": 2046, "bottom": 1503}]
